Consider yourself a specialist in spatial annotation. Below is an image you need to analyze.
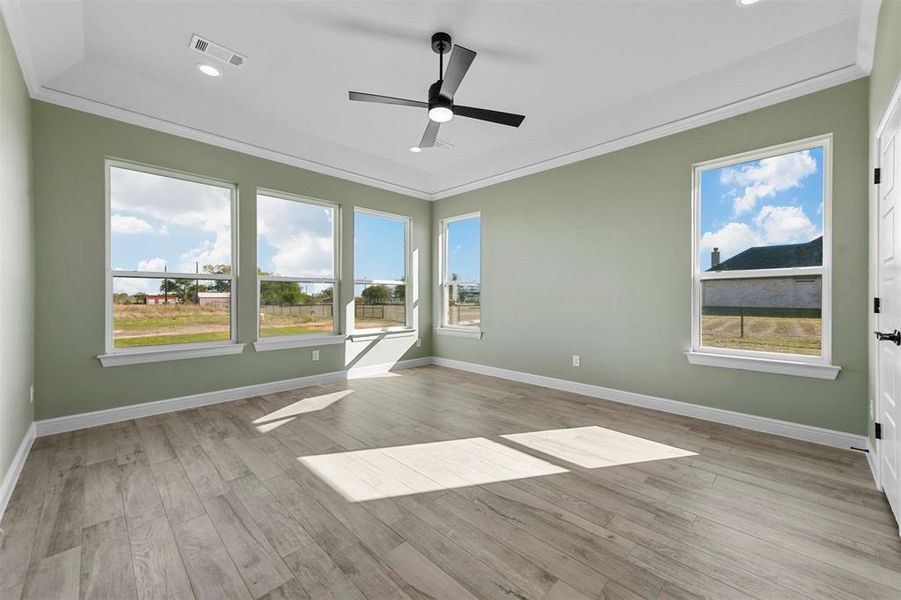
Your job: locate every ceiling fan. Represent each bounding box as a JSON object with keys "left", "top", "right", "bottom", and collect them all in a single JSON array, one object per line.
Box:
[{"left": 348, "top": 32, "right": 525, "bottom": 150}]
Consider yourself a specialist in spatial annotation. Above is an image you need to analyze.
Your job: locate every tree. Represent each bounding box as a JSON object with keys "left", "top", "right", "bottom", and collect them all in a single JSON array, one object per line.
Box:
[
  {"left": 203, "top": 264, "right": 231, "bottom": 293},
  {"left": 361, "top": 284, "right": 390, "bottom": 305},
  {"left": 133, "top": 292, "right": 148, "bottom": 305},
  {"left": 260, "top": 280, "right": 308, "bottom": 306},
  {"left": 393, "top": 284, "right": 405, "bottom": 302}
]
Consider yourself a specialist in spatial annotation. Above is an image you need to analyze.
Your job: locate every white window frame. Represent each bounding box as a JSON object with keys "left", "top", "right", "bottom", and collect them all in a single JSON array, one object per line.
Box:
[
  {"left": 352, "top": 207, "right": 413, "bottom": 334},
  {"left": 688, "top": 134, "right": 840, "bottom": 379},
  {"left": 254, "top": 189, "right": 343, "bottom": 351},
  {"left": 437, "top": 211, "right": 483, "bottom": 338},
  {"left": 100, "top": 159, "right": 242, "bottom": 366}
]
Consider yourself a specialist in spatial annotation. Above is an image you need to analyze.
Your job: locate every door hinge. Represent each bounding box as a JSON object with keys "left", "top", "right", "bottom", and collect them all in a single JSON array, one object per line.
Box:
[
  {"left": 875, "top": 297, "right": 881, "bottom": 313},
  {"left": 875, "top": 422, "right": 882, "bottom": 440},
  {"left": 875, "top": 168, "right": 881, "bottom": 184}
]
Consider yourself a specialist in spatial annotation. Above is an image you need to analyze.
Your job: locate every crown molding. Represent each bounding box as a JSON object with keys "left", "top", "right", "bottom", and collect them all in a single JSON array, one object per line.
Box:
[
  {"left": 429, "top": 63, "right": 867, "bottom": 200},
  {"left": 3, "top": 0, "right": 880, "bottom": 202}
]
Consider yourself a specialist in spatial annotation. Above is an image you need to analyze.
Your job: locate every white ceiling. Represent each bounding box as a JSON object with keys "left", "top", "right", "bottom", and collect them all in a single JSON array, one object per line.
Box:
[{"left": 1, "top": 0, "right": 881, "bottom": 199}]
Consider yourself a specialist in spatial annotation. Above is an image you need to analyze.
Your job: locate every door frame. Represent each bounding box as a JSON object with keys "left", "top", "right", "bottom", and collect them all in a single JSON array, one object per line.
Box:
[{"left": 873, "top": 77, "right": 901, "bottom": 492}]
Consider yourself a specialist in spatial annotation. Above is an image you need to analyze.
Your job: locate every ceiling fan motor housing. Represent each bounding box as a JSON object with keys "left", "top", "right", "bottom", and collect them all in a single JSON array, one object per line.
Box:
[{"left": 428, "top": 80, "right": 453, "bottom": 113}]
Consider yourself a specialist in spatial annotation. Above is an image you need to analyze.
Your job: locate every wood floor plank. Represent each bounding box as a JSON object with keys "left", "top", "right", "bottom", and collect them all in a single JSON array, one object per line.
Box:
[
  {"left": 282, "top": 541, "right": 366, "bottom": 600},
  {"left": 80, "top": 516, "right": 137, "bottom": 600},
  {"left": 172, "top": 514, "right": 252, "bottom": 600},
  {"left": 227, "top": 474, "right": 312, "bottom": 557},
  {"left": 203, "top": 493, "right": 293, "bottom": 598},
  {"left": 384, "top": 541, "right": 477, "bottom": 600},
  {"left": 150, "top": 459, "right": 205, "bottom": 524},
  {"left": 82, "top": 459, "right": 123, "bottom": 528},
  {"left": 121, "top": 461, "right": 166, "bottom": 531},
  {"left": 129, "top": 515, "right": 195, "bottom": 600},
  {"left": 22, "top": 546, "right": 80, "bottom": 600},
  {"left": 2, "top": 366, "right": 900, "bottom": 600}
]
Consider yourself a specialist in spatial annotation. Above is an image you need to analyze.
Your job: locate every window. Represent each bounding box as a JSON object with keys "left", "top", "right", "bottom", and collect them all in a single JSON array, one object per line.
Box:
[
  {"left": 691, "top": 135, "right": 832, "bottom": 366},
  {"left": 439, "top": 213, "right": 481, "bottom": 333},
  {"left": 257, "top": 191, "right": 339, "bottom": 340},
  {"left": 106, "top": 161, "right": 236, "bottom": 352},
  {"left": 353, "top": 209, "right": 410, "bottom": 331}
]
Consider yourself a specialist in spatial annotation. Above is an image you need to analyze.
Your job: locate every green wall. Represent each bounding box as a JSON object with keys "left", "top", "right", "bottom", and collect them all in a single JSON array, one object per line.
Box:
[
  {"left": 32, "top": 102, "right": 432, "bottom": 420},
  {"left": 434, "top": 79, "right": 870, "bottom": 435},
  {"left": 0, "top": 15, "right": 35, "bottom": 482},
  {"left": 868, "top": 0, "right": 901, "bottom": 444}
]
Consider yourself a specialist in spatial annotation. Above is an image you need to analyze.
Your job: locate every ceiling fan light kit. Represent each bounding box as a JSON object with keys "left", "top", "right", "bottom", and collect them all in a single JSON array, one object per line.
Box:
[{"left": 348, "top": 31, "right": 525, "bottom": 149}]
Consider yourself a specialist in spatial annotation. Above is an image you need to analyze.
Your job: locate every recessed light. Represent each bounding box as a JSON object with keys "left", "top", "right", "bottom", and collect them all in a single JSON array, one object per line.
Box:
[
  {"left": 737, "top": 0, "right": 760, "bottom": 6},
  {"left": 196, "top": 63, "right": 221, "bottom": 77},
  {"left": 409, "top": 146, "right": 422, "bottom": 153}
]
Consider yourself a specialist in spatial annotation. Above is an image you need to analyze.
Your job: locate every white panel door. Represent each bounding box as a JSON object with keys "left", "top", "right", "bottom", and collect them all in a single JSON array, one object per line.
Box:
[{"left": 878, "top": 97, "right": 901, "bottom": 524}]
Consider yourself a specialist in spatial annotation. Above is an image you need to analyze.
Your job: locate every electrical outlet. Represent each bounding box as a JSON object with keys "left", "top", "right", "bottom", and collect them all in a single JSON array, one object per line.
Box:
[
  {"left": 416, "top": 338, "right": 422, "bottom": 348},
  {"left": 572, "top": 355, "right": 580, "bottom": 367},
  {"left": 30, "top": 385, "right": 34, "bottom": 404},
  {"left": 312, "top": 350, "right": 320, "bottom": 361}
]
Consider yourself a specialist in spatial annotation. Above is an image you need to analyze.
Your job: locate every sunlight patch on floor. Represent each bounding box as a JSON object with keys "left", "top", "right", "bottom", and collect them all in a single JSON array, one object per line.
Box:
[
  {"left": 501, "top": 426, "right": 697, "bottom": 468},
  {"left": 299, "top": 437, "right": 568, "bottom": 502},
  {"left": 253, "top": 389, "right": 353, "bottom": 432}
]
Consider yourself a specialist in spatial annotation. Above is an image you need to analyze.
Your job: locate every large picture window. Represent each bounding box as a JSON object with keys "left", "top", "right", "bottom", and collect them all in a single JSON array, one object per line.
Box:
[
  {"left": 353, "top": 209, "right": 410, "bottom": 331},
  {"left": 439, "top": 213, "right": 481, "bottom": 333},
  {"left": 106, "top": 161, "right": 236, "bottom": 351},
  {"left": 691, "top": 135, "right": 832, "bottom": 364},
  {"left": 257, "top": 192, "right": 339, "bottom": 340}
]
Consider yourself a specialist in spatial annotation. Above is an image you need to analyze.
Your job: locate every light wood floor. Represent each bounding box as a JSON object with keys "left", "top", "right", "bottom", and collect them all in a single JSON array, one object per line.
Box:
[{"left": 1, "top": 365, "right": 899, "bottom": 599}]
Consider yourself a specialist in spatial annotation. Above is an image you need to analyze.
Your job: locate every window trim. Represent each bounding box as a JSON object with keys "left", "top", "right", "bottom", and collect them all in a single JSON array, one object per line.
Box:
[
  {"left": 438, "top": 211, "right": 482, "bottom": 335},
  {"left": 689, "top": 134, "right": 835, "bottom": 369},
  {"left": 103, "top": 159, "right": 239, "bottom": 358},
  {"left": 352, "top": 207, "right": 413, "bottom": 334},
  {"left": 254, "top": 189, "right": 341, "bottom": 347}
]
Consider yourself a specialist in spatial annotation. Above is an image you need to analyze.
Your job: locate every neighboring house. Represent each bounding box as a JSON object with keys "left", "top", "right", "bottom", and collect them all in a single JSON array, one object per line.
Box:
[
  {"left": 145, "top": 294, "right": 176, "bottom": 305},
  {"left": 198, "top": 292, "right": 231, "bottom": 307},
  {"left": 704, "top": 237, "right": 822, "bottom": 312}
]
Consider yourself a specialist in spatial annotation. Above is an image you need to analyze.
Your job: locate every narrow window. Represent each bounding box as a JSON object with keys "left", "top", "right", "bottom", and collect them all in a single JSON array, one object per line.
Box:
[
  {"left": 353, "top": 209, "right": 410, "bottom": 331},
  {"left": 107, "top": 161, "right": 236, "bottom": 350},
  {"left": 692, "top": 135, "right": 832, "bottom": 362},
  {"left": 257, "top": 192, "right": 339, "bottom": 339},
  {"left": 440, "top": 213, "right": 481, "bottom": 331}
]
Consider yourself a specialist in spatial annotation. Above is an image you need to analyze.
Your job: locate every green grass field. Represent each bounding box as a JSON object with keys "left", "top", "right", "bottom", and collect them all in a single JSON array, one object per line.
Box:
[
  {"left": 701, "top": 315, "right": 821, "bottom": 355},
  {"left": 114, "top": 304, "right": 332, "bottom": 347}
]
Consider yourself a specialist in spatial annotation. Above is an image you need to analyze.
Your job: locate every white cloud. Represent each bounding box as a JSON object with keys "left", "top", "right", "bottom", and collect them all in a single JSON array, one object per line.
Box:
[
  {"left": 138, "top": 257, "right": 166, "bottom": 272},
  {"left": 721, "top": 150, "right": 817, "bottom": 215},
  {"left": 110, "top": 167, "right": 232, "bottom": 272},
  {"left": 112, "top": 277, "right": 159, "bottom": 296},
  {"left": 257, "top": 195, "right": 334, "bottom": 277},
  {"left": 701, "top": 205, "right": 819, "bottom": 264},
  {"left": 700, "top": 222, "right": 762, "bottom": 259},
  {"left": 111, "top": 214, "right": 154, "bottom": 234},
  {"left": 753, "top": 205, "right": 817, "bottom": 245}
]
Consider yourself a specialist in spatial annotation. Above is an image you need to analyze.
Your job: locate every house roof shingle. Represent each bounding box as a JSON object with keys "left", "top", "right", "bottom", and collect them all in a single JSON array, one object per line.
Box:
[{"left": 708, "top": 236, "right": 822, "bottom": 271}]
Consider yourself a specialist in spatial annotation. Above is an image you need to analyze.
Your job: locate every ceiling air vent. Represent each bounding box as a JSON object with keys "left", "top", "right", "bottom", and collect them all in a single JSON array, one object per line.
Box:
[{"left": 189, "top": 34, "right": 246, "bottom": 69}]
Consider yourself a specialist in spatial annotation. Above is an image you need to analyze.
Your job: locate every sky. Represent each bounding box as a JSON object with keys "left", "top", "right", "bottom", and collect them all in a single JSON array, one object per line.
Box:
[
  {"left": 699, "top": 146, "right": 824, "bottom": 271},
  {"left": 110, "top": 166, "right": 482, "bottom": 295},
  {"left": 353, "top": 211, "right": 406, "bottom": 281},
  {"left": 446, "top": 216, "right": 480, "bottom": 283}
]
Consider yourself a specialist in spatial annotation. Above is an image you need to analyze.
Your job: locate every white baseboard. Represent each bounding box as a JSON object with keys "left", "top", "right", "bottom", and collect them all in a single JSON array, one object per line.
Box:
[
  {"left": 1, "top": 422, "right": 35, "bottom": 519},
  {"left": 867, "top": 437, "right": 880, "bottom": 489},
  {"left": 34, "top": 357, "right": 428, "bottom": 437},
  {"left": 432, "top": 357, "right": 867, "bottom": 451}
]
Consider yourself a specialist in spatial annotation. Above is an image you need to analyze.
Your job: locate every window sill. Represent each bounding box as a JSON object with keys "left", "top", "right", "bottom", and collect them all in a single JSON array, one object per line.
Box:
[
  {"left": 684, "top": 351, "right": 841, "bottom": 380},
  {"left": 98, "top": 343, "right": 246, "bottom": 367},
  {"left": 253, "top": 335, "right": 345, "bottom": 352},
  {"left": 348, "top": 328, "right": 417, "bottom": 341},
  {"left": 436, "top": 327, "right": 483, "bottom": 339}
]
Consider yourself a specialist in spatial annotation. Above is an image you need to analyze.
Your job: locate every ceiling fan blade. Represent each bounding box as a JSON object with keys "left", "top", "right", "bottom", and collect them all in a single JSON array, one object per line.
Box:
[
  {"left": 348, "top": 91, "right": 427, "bottom": 108},
  {"left": 439, "top": 45, "right": 476, "bottom": 99},
  {"left": 454, "top": 105, "right": 525, "bottom": 127},
  {"left": 419, "top": 120, "right": 440, "bottom": 148}
]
